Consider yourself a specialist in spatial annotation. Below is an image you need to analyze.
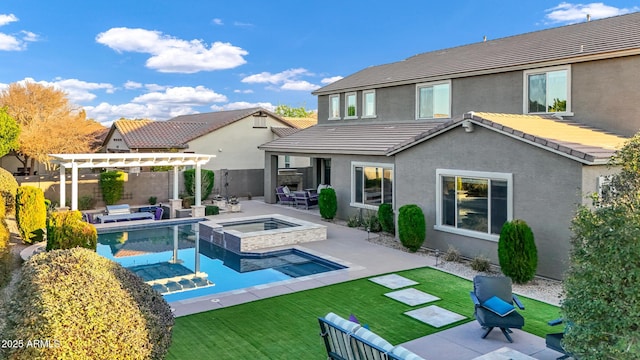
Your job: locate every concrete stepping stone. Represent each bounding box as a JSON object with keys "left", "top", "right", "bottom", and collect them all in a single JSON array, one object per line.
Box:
[
  {"left": 404, "top": 305, "right": 466, "bottom": 328},
  {"left": 369, "top": 274, "right": 418, "bottom": 289},
  {"left": 384, "top": 288, "right": 440, "bottom": 306},
  {"left": 472, "top": 346, "right": 536, "bottom": 360}
]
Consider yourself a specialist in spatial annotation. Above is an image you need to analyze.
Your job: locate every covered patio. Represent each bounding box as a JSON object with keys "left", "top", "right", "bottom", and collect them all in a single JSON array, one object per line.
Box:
[{"left": 48, "top": 153, "right": 214, "bottom": 216}]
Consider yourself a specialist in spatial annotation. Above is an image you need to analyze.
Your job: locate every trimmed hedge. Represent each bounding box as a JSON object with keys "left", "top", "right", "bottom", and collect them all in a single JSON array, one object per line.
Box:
[
  {"left": 184, "top": 169, "right": 215, "bottom": 200},
  {"left": 15, "top": 185, "right": 46, "bottom": 244},
  {"left": 398, "top": 204, "right": 426, "bottom": 252},
  {"left": 46, "top": 210, "right": 97, "bottom": 251},
  {"left": 378, "top": 203, "right": 394, "bottom": 233},
  {"left": 498, "top": 219, "right": 538, "bottom": 284},
  {"left": 3, "top": 248, "right": 173, "bottom": 359},
  {"left": 205, "top": 205, "right": 219, "bottom": 216},
  {"left": 99, "top": 170, "right": 125, "bottom": 205},
  {"left": 0, "top": 167, "right": 18, "bottom": 214},
  {"left": 318, "top": 187, "right": 337, "bottom": 220}
]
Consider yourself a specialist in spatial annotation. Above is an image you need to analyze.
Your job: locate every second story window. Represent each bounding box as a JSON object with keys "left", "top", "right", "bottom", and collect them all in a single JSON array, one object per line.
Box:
[
  {"left": 363, "top": 90, "right": 376, "bottom": 118},
  {"left": 345, "top": 92, "right": 357, "bottom": 118},
  {"left": 416, "top": 81, "right": 451, "bottom": 119},
  {"left": 329, "top": 95, "right": 340, "bottom": 120},
  {"left": 524, "top": 66, "right": 570, "bottom": 114}
]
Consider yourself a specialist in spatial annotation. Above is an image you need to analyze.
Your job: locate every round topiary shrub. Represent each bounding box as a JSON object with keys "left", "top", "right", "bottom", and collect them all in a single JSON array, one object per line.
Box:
[
  {"left": 377, "top": 203, "right": 394, "bottom": 233},
  {"left": 318, "top": 187, "right": 337, "bottom": 220},
  {"left": 398, "top": 204, "right": 426, "bottom": 252},
  {"left": 3, "top": 248, "right": 173, "bottom": 359},
  {"left": 0, "top": 167, "right": 18, "bottom": 214},
  {"left": 46, "top": 210, "right": 97, "bottom": 251},
  {"left": 498, "top": 219, "right": 538, "bottom": 284},
  {"left": 15, "top": 185, "right": 46, "bottom": 244}
]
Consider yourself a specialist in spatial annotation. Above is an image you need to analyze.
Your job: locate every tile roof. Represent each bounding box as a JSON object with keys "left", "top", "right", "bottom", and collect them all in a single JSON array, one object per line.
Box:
[
  {"left": 388, "top": 112, "right": 628, "bottom": 164},
  {"left": 271, "top": 127, "right": 301, "bottom": 138},
  {"left": 112, "top": 107, "right": 295, "bottom": 149},
  {"left": 259, "top": 121, "right": 446, "bottom": 155},
  {"left": 283, "top": 117, "right": 318, "bottom": 129},
  {"left": 315, "top": 12, "right": 640, "bottom": 94}
]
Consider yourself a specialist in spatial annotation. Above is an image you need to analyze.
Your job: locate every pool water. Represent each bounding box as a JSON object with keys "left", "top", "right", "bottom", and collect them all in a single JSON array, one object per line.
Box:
[
  {"left": 221, "top": 218, "right": 299, "bottom": 233},
  {"left": 97, "top": 221, "right": 345, "bottom": 302}
]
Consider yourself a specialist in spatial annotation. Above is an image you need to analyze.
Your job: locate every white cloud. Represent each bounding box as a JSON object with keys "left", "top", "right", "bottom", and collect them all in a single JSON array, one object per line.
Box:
[
  {"left": 96, "top": 27, "right": 248, "bottom": 73},
  {"left": 545, "top": 2, "right": 639, "bottom": 24},
  {"left": 11, "top": 77, "right": 114, "bottom": 103},
  {"left": 124, "top": 81, "right": 142, "bottom": 89},
  {"left": 241, "top": 68, "right": 321, "bottom": 91},
  {"left": 233, "top": 89, "right": 253, "bottom": 94},
  {"left": 145, "top": 83, "right": 167, "bottom": 92},
  {"left": 281, "top": 80, "right": 320, "bottom": 91},
  {"left": 212, "top": 18, "right": 223, "bottom": 25},
  {"left": 321, "top": 76, "right": 343, "bottom": 84},
  {"left": 0, "top": 33, "right": 21, "bottom": 51},
  {"left": 132, "top": 85, "right": 227, "bottom": 105},
  {"left": 0, "top": 14, "right": 18, "bottom": 26},
  {"left": 20, "top": 31, "right": 38, "bottom": 42},
  {"left": 233, "top": 21, "right": 254, "bottom": 27},
  {"left": 210, "top": 101, "right": 275, "bottom": 112}
]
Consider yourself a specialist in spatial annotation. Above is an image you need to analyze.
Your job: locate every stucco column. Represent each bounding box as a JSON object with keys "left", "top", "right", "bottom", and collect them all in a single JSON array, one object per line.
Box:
[
  {"left": 168, "top": 166, "right": 182, "bottom": 218},
  {"left": 195, "top": 164, "right": 202, "bottom": 206},
  {"left": 71, "top": 163, "right": 78, "bottom": 211},
  {"left": 172, "top": 166, "right": 179, "bottom": 199},
  {"left": 264, "top": 152, "right": 278, "bottom": 204}
]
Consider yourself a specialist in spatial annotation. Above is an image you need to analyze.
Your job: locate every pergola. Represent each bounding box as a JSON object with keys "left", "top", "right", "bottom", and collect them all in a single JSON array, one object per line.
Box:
[{"left": 49, "top": 153, "right": 214, "bottom": 211}]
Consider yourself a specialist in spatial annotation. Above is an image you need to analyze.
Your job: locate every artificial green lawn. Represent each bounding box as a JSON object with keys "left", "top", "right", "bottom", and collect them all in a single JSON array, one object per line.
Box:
[{"left": 168, "top": 267, "right": 561, "bottom": 360}]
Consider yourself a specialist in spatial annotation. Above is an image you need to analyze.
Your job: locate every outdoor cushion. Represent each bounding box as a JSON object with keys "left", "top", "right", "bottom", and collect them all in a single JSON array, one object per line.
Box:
[
  {"left": 389, "top": 345, "right": 426, "bottom": 360},
  {"left": 482, "top": 295, "right": 515, "bottom": 317},
  {"left": 282, "top": 186, "right": 290, "bottom": 194},
  {"left": 353, "top": 327, "right": 394, "bottom": 352},
  {"left": 325, "top": 312, "right": 360, "bottom": 333}
]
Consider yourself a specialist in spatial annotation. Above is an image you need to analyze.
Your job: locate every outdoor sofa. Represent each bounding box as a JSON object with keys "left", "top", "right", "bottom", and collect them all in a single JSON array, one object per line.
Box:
[{"left": 95, "top": 204, "right": 155, "bottom": 223}]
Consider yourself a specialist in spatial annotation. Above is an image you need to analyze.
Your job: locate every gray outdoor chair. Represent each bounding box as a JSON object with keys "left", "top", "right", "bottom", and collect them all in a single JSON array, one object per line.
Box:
[
  {"left": 470, "top": 275, "right": 525, "bottom": 343},
  {"left": 545, "top": 318, "right": 573, "bottom": 359}
]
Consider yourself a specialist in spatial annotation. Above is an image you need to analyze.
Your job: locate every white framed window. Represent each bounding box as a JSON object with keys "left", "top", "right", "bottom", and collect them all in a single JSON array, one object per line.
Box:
[
  {"left": 345, "top": 92, "right": 357, "bottom": 118},
  {"left": 523, "top": 65, "right": 571, "bottom": 114},
  {"left": 351, "top": 162, "right": 394, "bottom": 210},
  {"left": 416, "top": 80, "right": 451, "bottom": 119},
  {"left": 329, "top": 94, "right": 340, "bottom": 120},
  {"left": 362, "top": 90, "right": 376, "bottom": 118},
  {"left": 435, "top": 169, "right": 513, "bottom": 241},
  {"left": 284, "top": 155, "right": 291, "bottom": 168}
]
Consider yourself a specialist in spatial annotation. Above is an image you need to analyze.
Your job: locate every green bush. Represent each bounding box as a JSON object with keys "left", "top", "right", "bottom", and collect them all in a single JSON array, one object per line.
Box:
[
  {"left": 318, "top": 187, "right": 337, "bottom": 220},
  {"left": 497, "top": 219, "right": 538, "bottom": 284},
  {"left": 99, "top": 170, "right": 125, "bottom": 205},
  {"left": 15, "top": 186, "right": 46, "bottom": 244},
  {"left": 3, "top": 248, "right": 173, "bottom": 359},
  {"left": 148, "top": 196, "right": 158, "bottom": 205},
  {"left": 444, "top": 245, "right": 461, "bottom": 262},
  {"left": 46, "top": 210, "right": 97, "bottom": 251},
  {"left": 364, "top": 211, "right": 382, "bottom": 232},
  {"left": 78, "top": 195, "right": 96, "bottom": 210},
  {"left": 347, "top": 215, "right": 361, "bottom": 228},
  {"left": 470, "top": 254, "right": 492, "bottom": 272},
  {"left": 205, "top": 205, "right": 219, "bottom": 216},
  {"left": 398, "top": 204, "right": 426, "bottom": 252},
  {"left": 378, "top": 203, "right": 394, "bottom": 233},
  {"left": 184, "top": 169, "right": 215, "bottom": 200},
  {"left": 0, "top": 168, "right": 18, "bottom": 214}
]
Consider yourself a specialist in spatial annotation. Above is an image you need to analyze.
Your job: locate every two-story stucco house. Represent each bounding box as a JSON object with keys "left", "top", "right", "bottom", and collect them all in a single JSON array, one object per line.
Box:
[{"left": 260, "top": 13, "right": 640, "bottom": 279}]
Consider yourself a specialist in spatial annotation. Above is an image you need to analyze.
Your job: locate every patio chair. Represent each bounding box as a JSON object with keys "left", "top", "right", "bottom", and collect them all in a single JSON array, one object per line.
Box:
[
  {"left": 545, "top": 318, "right": 573, "bottom": 360},
  {"left": 318, "top": 312, "right": 361, "bottom": 360},
  {"left": 293, "top": 190, "right": 318, "bottom": 209},
  {"left": 470, "top": 275, "right": 525, "bottom": 343},
  {"left": 275, "top": 186, "right": 295, "bottom": 206},
  {"left": 154, "top": 207, "right": 164, "bottom": 221}
]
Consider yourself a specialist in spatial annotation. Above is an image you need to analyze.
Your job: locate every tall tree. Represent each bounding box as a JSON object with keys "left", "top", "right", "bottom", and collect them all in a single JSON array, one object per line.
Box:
[
  {"left": 0, "top": 82, "right": 105, "bottom": 174},
  {"left": 563, "top": 133, "right": 640, "bottom": 359},
  {"left": 274, "top": 104, "right": 313, "bottom": 118},
  {"left": 0, "top": 107, "right": 20, "bottom": 158}
]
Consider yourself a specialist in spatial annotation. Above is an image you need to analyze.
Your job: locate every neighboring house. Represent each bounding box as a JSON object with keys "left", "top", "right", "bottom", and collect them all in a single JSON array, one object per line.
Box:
[
  {"left": 103, "top": 107, "right": 299, "bottom": 196},
  {"left": 259, "top": 13, "right": 640, "bottom": 279}
]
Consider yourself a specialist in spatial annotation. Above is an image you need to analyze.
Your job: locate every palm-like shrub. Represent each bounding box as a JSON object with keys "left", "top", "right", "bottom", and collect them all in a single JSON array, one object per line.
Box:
[
  {"left": 15, "top": 185, "right": 46, "bottom": 244},
  {"left": 398, "top": 204, "right": 426, "bottom": 252},
  {"left": 378, "top": 203, "right": 394, "bottom": 233},
  {"left": 0, "top": 168, "right": 18, "bottom": 214},
  {"left": 46, "top": 210, "right": 97, "bottom": 251},
  {"left": 184, "top": 169, "right": 215, "bottom": 200},
  {"left": 318, "top": 187, "right": 337, "bottom": 220},
  {"left": 497, "top": 219, "right": 538, "bottom": 284},
  {"left": 3, "top": 248, "right": 173, "bottom": 359},
  {"left": 99, "top": 170, "right": 125, "bottom": 205}
]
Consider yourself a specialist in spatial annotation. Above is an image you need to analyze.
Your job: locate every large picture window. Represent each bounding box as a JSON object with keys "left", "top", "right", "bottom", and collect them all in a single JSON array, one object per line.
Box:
[
  {"left": 436, "top": 169, "right": 512, "bottom": 241},
  {"left": 352, "top": 162, "right": 393, "bottom": 209},
  {"left": 329, "top": 94, "right": 340, "bottom": 120},
  {"left": 524, "top": 66, "right": 570, "bottom": 114},
  {"left": 416, "top": 81, "right": 451, "bottom": 119}
]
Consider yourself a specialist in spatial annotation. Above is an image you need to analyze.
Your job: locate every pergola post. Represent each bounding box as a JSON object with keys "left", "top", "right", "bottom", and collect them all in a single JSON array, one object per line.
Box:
[
  {"left": 71, "top": 163, "right": 79, "bottom": 210},
  {"left": 59, "top": 166, "right": 67, "bottom": 210},
  {"left": 168, "top": 166, "right": 182, "bottom": 219},
  {"left": 191, "top": 164, "right": 205, "bottom": 217}
]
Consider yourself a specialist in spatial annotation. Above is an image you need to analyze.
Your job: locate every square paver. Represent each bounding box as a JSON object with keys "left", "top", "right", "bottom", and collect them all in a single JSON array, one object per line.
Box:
[
  {"left": 368, "top": 274, "right": 418, "bottom": 289},
  {"left": 385, "top": 288, "right": 440, "bottom": 306},
  {"left": 405, "top": 305, "right": 466, "bottom": 328},
  {"left": 472, "top": 346, "right": 536, "bottom": 360}
]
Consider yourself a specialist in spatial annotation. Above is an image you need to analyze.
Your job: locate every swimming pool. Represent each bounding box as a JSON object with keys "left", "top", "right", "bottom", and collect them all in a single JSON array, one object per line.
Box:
[{"left": 97, "top": 219, "right": 345, "bottom": 302}]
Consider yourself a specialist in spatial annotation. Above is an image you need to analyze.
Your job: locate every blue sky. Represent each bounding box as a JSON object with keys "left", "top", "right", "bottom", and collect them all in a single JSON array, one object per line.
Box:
[{"left": 0, "top": 1, "right": 638, "bottom": 125}]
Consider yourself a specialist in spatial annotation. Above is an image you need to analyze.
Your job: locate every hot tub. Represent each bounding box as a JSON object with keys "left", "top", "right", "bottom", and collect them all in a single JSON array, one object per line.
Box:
[{"left": 199, "top": 214, "right": 327, "bottom": 252}]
